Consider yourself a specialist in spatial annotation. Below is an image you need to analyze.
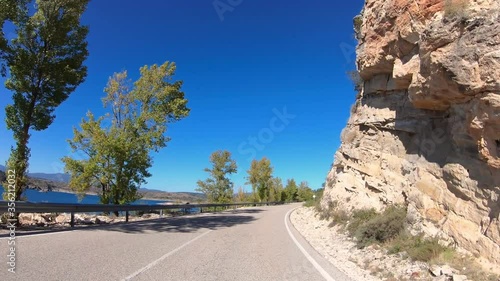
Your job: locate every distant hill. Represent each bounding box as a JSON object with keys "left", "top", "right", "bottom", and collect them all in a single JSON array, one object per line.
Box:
[
  {"left": 0, "top": 164, "right": 205, "bottom": 202},
  {"left": 139, "top": 189, "right": 206, "bottom": 202},
  {"left": 28, "top": 172, "right": 71, "bottom": 183},
  {"left": 0, "top": 164, "right": 70, "bottom": 183}
]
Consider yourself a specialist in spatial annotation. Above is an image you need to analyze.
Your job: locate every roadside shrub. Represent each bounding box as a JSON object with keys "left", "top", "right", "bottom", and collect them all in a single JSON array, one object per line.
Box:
[
  {"left": 303, "top": 200, "right": 315, "bottom": 207},
  {"left": 352, "top": 206, "right": 406, "bottom": 248},
  {"left": 315, "top": 200, "right": 350, "bottom": 227},
  {"left": 346, "top": 208, "right": 378, "bottom": 236},
  {"left": 328, "top": 209, "right": 349, "bottom": 227},
  {"left": 353, "top": 14, "right": 363, "bottom": 40},
  {"left": 407, "top": 237, "right": 447, "bottom": 262},
  {"left": 388, "top": 232, "right": 447, "bottom": 262},
  {"left": 318, "top": 200, "right": 337, "bottom": 220}
]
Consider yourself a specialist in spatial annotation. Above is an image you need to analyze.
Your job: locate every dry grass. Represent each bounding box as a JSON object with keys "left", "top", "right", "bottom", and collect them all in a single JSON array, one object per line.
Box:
[
  {"left": 311, "top": 202, "right": 499, "bottom": 281},
  {"left": 432, "top": 252, "right": 499, "bottom": 281},
  {"left": 387, "top": 232, "right": 447, "bottom": 262},
  {"left": 444, "top": 0, "right": 469, "bottom": 19}
]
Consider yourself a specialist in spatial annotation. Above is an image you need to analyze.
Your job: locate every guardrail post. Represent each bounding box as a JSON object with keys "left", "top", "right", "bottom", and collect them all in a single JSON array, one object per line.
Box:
[
  {"left": 70, "top": 212, "right": 75, "bottom": 227},
  {"left": 126, "top": 211, "right": 129, "bottom": 222},
  {"left": 160, "top": 210, "right": 163, "bottom": 218},
  {"left": 200, "top": 207, "right": 202, "bottom": 213}
]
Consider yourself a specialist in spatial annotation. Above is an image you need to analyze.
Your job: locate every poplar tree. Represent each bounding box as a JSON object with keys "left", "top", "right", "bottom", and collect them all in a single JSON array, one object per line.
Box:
[
  {"left": 62, "top": 61, "right": 190, "bottom": 205},
  {"left": 246, "top": 157, "right": 273, "bottom": 202},
  {"left": 196, "top": 150, "right": 237, "bottom": 203},
  {"left": 284, "top": 179, "right": 298, "bottom": 202},
  {"left": 1, "top": 0, "right": 89, "bottom": 200},
  {"left": 268, "top": 177, "right": 284, "bottom": 202}
]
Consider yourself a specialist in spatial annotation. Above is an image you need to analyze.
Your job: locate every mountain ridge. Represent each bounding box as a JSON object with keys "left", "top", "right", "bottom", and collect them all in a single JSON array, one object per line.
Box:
[{"left": 0, "top": 164, "right": 205, "bottom": 202}]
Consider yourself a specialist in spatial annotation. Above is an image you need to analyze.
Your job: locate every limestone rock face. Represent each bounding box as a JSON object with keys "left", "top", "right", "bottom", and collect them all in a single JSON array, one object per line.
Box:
[{"left": 322, "top": 0, "right": 500, "bottom": 264}]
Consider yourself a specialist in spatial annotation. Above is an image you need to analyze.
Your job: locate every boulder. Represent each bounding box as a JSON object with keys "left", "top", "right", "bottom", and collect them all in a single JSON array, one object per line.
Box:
[
  {"left": 18, "top": 213, "right": 33, "bottom": 225},
  {"left": 95, "top": 216, "right": 112, "bottom": 224},
  {"left": 55, "top": 214, "right": 69, "bottom": 224}
]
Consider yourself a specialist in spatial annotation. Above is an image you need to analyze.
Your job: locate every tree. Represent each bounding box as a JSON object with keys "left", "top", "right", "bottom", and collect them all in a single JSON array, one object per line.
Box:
[
  {"left": 246, "top": 157, "right": 273, "bottom": 202},
  {"left": 268, "top": 177, "right": 284, "bottom": 202},
  {"left": 62, "top": 61, "right": 190, "bottom": 206},
  {"left": 1, "top": 0, "right": 89, "bottom": 201},
  {"left": 297, "top": 181, "right": 314, "bottom": 202},
  {"left": 236, "top": 186, "right": 246, "bottom": 202},
  {"left": 0, "top": 0, "right": 28, "bottom": 57},
  {"left": 284, "top": 179, "right": 298, "bottom": 202},
  {"left": 313, "top": 188, "right": 324, "bottom": 202},
  {"left": 196, "top": 150, "right": 237, "bottom": 203}
]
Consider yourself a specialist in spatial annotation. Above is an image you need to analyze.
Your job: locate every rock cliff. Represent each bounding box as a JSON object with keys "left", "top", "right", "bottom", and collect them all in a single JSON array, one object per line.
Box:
[{"left": 322, "top": 0, "right": 500, "bottom": 264}]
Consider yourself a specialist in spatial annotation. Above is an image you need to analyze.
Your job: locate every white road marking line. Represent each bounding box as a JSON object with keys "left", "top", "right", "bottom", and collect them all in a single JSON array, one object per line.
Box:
[
  {"left": 121, "top": 230, "right": 212, "bottom": 281},
  {"left": 285, "top": 208, "right": 336, "bottom": 281},
  {"left": 0, "top": 230, "right": 72, "bottom": 239}
]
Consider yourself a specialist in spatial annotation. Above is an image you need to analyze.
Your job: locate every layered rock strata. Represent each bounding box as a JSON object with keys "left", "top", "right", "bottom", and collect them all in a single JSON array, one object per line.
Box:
[{"left": 322, "top": 0, "right": 500, "bottom": 264}]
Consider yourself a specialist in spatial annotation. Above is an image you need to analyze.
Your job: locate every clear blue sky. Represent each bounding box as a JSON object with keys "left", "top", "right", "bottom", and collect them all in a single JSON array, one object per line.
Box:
[{"left": 0, "top": 0, "right": 363, "bottom": 192}]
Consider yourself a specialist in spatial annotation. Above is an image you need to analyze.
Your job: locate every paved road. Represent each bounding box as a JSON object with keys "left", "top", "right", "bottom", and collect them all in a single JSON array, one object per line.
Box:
[{"left": 0, "top": 203, "right": 352, "bottom": 281}]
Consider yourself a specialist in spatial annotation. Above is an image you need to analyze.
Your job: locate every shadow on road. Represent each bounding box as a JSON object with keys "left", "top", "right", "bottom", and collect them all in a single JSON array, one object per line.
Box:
[
  {"left": 101, "top": 214, "right": 256, "bottom": 234},
  {"left": 223, "top": 208, "right": 264, "bottom": 214},
  {"left": 1, "top": 208, "right": 267, "bottom": 237}
]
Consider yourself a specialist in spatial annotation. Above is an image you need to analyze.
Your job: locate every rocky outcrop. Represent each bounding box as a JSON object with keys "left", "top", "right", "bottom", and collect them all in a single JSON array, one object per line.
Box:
[
  {"left": 322, "top": 0, "right": 500, "bottom": 264},
  {"left": 17, "top": 213, "right": 114, "bottom": 226},
  {"left": 14, "top": 212, "right": 162, "bottom": 227}
]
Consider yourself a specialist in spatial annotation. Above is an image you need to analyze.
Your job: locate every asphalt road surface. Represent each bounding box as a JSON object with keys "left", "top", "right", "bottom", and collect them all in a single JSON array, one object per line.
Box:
[{"left": 0, "top": 203, "right": 353, "bottom": 281}]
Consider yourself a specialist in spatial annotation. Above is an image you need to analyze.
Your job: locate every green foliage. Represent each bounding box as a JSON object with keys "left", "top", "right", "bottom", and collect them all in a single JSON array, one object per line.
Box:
[
  {"left": 0, "top": 0, "right": 28, "bottom": 60},
  {"left": 315, "top": 200, "right": 348, "bottom": 226},
  {"left": 304, "top": 188, "right": 323, "bottom": 207},
  {"left": 297, "top": 181, "right": 314, "bottom": 202},
  {"left": 315, "top": 188, "right": 323, "bottom": 197},
  {"left": 318, "top": 202, "right": 499, "bottom": 280},
  {"left": 268, "top": 177, "right": 284, "bottom": 202},
  {"left": 235, "top": 186, "right": 246, "bottom": 202},
  {"left": 328, "top": 209, "right": 349, "bottom": 227},
  {"left": 246, "top": 157, "right": 273, "bottom": 202},
  {"left": 346, "top": 208, "right": 378, "bottom": 236},
  {"left": 303, "top": 200, "right": 315, "bottom": 207},
  {"left": 351, "top": 206, "right": 407, "bottom": 248},
  {"left": 2, "top": 0, "right": 89, "bottom": 200},
  {"left": 283, "top": 178, "right": 298, "bottom": 202},
  {"left": 196, "top": 150, "right": 237, "bottom": 203},
  {"left": 63, "top": 61, "right": 190, "bottom": 205},
  {"left": 317, "top": 200, "right": 335, "bottom": 220},
  {"left": 388, "top": 232, "right": 447, "bottom": 262},
  {"left": 353, "top": 14, "right": 362, "bottom": 39}
]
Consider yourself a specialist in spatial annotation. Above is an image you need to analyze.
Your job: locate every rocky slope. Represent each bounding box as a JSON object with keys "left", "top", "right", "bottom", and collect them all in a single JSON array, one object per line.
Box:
[{"left": 322, "top": 0, "right": 500, "bottom": 264}]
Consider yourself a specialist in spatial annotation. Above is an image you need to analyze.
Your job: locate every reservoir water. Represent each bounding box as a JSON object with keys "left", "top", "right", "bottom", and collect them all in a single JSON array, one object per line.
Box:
[{"left": 19, "top": 189, "right": 168, "bottom": 205}]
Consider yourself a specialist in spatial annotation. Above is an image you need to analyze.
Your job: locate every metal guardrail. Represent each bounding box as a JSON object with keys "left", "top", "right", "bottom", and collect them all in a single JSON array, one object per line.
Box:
[{"left": 0, "top": 201, "right": 284, "bottom": 227}]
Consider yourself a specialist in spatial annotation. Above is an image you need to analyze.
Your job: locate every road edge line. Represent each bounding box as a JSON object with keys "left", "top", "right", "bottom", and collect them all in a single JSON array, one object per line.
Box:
[
  {"left": 285, "top": 207, "right": 336, "bottom": 281},
  {"left": 121, "top": 230, "right": 212, "bottom": 281}
]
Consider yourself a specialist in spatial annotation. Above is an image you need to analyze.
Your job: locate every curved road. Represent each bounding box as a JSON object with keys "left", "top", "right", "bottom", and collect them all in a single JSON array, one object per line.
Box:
[{"left": 0, "top": 203, "right": 352, "bottom": 281}]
